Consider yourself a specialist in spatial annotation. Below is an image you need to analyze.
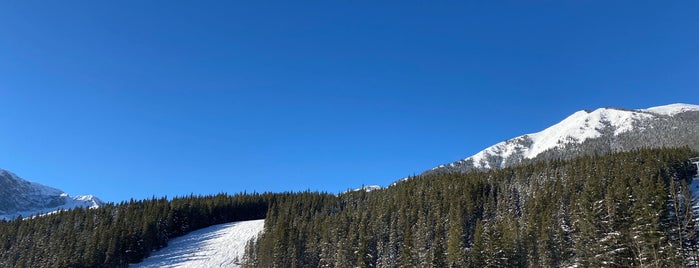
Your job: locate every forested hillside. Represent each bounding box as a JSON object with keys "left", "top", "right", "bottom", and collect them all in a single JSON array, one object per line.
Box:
[
  {"left": 0, "top": 193, "right": 270, "bottom": 267},
  {"left": 245, "top": 148, "right": 699, "bottom": 267},
  {"left": 1, "top": 148, "right": 697, "bottom": 267}
]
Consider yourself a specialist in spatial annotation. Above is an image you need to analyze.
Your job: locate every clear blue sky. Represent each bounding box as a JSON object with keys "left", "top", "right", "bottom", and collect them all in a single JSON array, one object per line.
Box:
[{"left": 0, "top": 1, "right": 697, "bottom": 203}]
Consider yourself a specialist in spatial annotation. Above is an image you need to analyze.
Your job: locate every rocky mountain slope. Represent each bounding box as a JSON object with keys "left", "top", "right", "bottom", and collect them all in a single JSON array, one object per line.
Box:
[
  {"left": 0, "top": 169, "right": 103, "bottom": 220},
  {"left": 426, "top": 103, "right": 699, "bottom": 175}
]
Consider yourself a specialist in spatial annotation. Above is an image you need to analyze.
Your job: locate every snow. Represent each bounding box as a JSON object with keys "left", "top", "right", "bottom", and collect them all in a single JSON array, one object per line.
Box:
[
  {"left": 1, "top": 195, "right": 104, "bottom": 220},
  {"left": 348, "top": 185, "right": 382, "bottom": 193},
  {"left": 59, "top": 195, "right": 103, "bottom": 209},
  {"left": 642, "top": 103, "right": 699, "bottom": 116},
  {"left": 0, "top": 168, "right": 104, "bottom": 220},
  {"left": 464, "top": 107, "right": 653, "bottom": 169},
  {"left": 526, "top": 107, "right": 653, "bottom": 157},
  {"left": 0, "top": 169, "right": 65, "bottom": 197},
  {"left": 453, "top": 105, "right": 693, "bottom": 169},
  {"left": 469, "top": 136, "right": 532, "bottom": 169},
  {"left": 27, "top": 181, "right": 65, "bottom": 196},
  {"left": 131, "top": 219, "right": 265, "bottom": 268}
]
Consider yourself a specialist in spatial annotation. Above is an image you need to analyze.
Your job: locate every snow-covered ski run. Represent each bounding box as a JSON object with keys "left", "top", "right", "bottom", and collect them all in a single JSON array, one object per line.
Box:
[{"left": 131, "top": 219, "right": 264, "bottom": 268}]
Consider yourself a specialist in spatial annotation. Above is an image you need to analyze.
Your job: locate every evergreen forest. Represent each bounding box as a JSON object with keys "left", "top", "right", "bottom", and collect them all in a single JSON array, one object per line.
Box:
[
  {"left": 245, "top": 148, "right": 699, "bottom": 267},
  {"left": 0, "top": 148, "right": 697, "bottom": 267},
  {"left": 0, "top": 193, "right": 270, "bottom": 267}
]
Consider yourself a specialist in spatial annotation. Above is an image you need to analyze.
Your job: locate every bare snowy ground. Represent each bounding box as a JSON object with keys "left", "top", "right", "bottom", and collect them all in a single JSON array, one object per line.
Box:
[{"left": 131, "top": 219, "right": 264, "bottom": 268}]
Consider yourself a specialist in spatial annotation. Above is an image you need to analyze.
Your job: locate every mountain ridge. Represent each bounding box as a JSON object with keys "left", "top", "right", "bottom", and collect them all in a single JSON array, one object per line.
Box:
[
  {"left": 0, "top": 168, "right": 103, "bottom": 220},
  {"left": 425, "top": 103, "right": 699, "bottom": 175}
]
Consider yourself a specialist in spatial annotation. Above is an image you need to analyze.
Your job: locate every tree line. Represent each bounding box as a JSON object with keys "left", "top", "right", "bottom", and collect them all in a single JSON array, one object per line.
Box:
[
  {"left": 0, "top": 192, "right": 270, "bottom": 267},
  {"left": 245, "top": 147, "right": 699, "bottom": 267},
  {"left": 0, "top": 147, "right": 697, "bottom": 267}
]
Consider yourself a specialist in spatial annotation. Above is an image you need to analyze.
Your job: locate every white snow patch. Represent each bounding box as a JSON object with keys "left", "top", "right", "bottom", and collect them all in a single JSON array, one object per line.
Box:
[
  {"left": 469, "top": 136, "right": 532, "bottom": 168},
  {"left": 60, "top": 195, "right": 103, "bottom": 209},
  {"left": 4, "top": 195, "right": 105, "bottom": 219},
  {"left": 131, "top": 219, "right": 265, "bottom": 268},
  {"left": 642, "top": 103, "right": 699, "bottom": 116},
  {"left": 0, "top": 168, "right": 105, "bottom": 220},
  {"left": 350, "top": 185, "right": 382, "bottom": 192},
  {"left": 527, "top": 108, "right": 652, "bottom": 157},
  {"left": 462, "top": 107, "right": 655, "bottom": 169}
]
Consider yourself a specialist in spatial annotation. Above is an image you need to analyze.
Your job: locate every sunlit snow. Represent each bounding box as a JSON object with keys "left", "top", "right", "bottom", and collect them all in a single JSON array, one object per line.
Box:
[
  {"left": 347, "top": 185, "right": 382, "bottom": 193},
  {"left": 642, "top": 103, "right": 699, "bottom": 116},
  {"left": 459, "top": 104, "right": 695, "bottom": 169},
  {"left": 0, "top": 169, "right": 104, "bottom": 220},
  {"left": 131, "top": 219, "right": 265, "bottom": 268}
]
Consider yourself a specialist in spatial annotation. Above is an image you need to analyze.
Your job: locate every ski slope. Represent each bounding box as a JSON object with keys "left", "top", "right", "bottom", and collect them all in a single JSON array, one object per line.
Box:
[{"left": 131, "top": 219, "right": 264, "bottom": 268}]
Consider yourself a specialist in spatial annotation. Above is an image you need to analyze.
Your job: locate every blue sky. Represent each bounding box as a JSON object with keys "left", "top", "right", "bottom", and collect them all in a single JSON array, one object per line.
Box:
[{"left": 0, "top": 1, "right": 697, "bottom": 202}]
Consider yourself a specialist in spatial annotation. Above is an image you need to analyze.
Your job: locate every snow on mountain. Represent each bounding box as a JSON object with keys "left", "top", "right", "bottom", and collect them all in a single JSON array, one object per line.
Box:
[
  {"left": 0, "top": 168, "right": 103, "bottom": 220},
  {"left": 358, "top": 185, "right": 382, "bottom": 192},
  {"left": 131, "top": 219, "right": 265, "bottom": 268},
  {"left": 642, "top": 103, "right": 699, "bottom": 116},
  {"left": 345, "top": 185, "right": 382, "bottom": 193},
  {"left": 7, "top": 195, "right": 105, "bottom": 220},
  {"left": 444, "top": 107, "right": 652, "bottom": 170},
  {"left": 429, "top": 103, "right": 699, "bottom": 173},
  {"left": 526, "top": 107, "right": 654, "bottom": 158},
  {"left": 55, "top": 194, "right": 103, "bottom": 210}
]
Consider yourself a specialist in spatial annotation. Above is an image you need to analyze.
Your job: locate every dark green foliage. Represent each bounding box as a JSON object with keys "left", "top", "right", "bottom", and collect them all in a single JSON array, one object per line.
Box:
[
  {"left": 1, "top": 148, "right": 697, "bottom": 267},
  {"left": 0, "top": 193, "right": 270, "bottom": 267},
  {"left": 246, "top": 148, "right": 699, "bottom": 267}
]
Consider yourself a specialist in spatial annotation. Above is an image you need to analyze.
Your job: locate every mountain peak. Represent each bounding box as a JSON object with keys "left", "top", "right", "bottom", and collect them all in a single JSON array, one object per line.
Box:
[
  {"left": 462, "top": 106, "right": 652, "bottom": 169},
  {"left": 0, "top": 168, "right": 103, "bottom": 220},
  {"left": 428, "top": 103, "right": 699, "bottom": 174}
]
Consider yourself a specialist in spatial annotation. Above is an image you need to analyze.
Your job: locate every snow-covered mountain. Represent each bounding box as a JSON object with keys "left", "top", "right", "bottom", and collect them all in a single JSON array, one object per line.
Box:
[
  {"left": 427, "top": 103, "right": 699, "bottom": 174},
  {"left": 0, "top": 169, "right": 103, "bottom": 220},
  {"left": 345, "top": 185, "right": 382, "bottom": 193}
]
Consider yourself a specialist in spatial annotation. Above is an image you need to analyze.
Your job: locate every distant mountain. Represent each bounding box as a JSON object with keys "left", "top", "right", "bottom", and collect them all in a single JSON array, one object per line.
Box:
[
  {"left": 0, "top": 169, "right": 103, "bottom": 220},
  {"left": 346, "top": 185, "right": 382, "bottom": 193},
  {"left": 426, "top": 103, "right": 699, "bottom": 175}
]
